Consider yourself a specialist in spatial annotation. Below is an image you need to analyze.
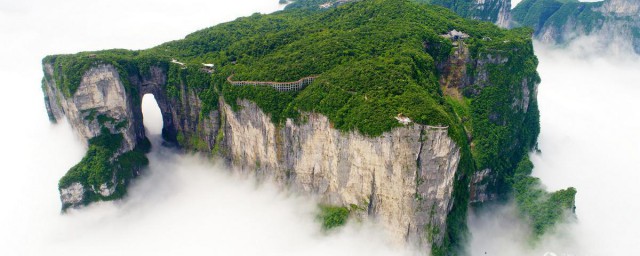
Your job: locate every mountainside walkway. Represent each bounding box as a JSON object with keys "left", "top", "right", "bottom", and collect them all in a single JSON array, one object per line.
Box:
[{"left": 227, "top": 75, "right": 318, "bottom": 92}]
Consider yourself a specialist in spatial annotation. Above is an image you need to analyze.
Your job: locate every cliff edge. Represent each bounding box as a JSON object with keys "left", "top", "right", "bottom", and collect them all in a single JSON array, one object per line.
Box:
[{"left": 41, "top": 0, "right": 573, "bottom": 254}]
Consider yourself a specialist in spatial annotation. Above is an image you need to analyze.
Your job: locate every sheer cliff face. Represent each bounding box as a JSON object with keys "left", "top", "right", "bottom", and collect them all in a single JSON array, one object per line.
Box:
[
  {"left": 431, "top": 0, "right": 512, "bottom": 27},
  {"left": 473, "top": 0, "right": 512, "bottom": 27},
  {"left": 223, "top": 99, "right": 460, "bottom": 247},
  {"left": 43, "top": 61, "right": 461, "bottom": 248},
  {"left": 512, "top": 0, "right": 640, "bottom": 53},
  {"left": 43, "top": 64, "right": 138, "bottom": 203},
  {"left": 42, "top": 63, "right": 221, "bottom": 206},
  {"left": 42, "top": 49, "right": 537, "bottom": 250},
  {"left": 43, "top": 64, "right": 137, "bottom": 152}
]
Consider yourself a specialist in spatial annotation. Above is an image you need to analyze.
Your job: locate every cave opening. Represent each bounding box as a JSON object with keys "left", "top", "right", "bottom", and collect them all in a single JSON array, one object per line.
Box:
[{"left": 141, "top": 94, "right": 164, "bottom": 140}]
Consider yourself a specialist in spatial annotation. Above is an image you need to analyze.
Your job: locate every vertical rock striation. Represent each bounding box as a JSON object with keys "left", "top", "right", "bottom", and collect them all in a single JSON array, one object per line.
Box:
[
  {"left": 222, "top": 99, "right": 460, "bottom": 247},
  {"left": 42, "top": 61, "right": 221, "bottom": 207},
  {"left": 43, "top": 64, "right": 137, "bottom": 152},
  {"left": 430, "top": 0, "right": 512, "bottom": 27},
  {"left": 41, "top": 61, "right": 467, "bottom": 249}
]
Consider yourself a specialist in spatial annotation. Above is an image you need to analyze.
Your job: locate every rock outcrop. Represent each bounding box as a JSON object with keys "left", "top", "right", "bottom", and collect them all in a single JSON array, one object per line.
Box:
[
  {"left": 42, "top": 61, "right": 220, "bottom": 207},
  {"left": 43, "top": 60, "right": 462, "bottom": 247},
  {"left": 43, "top": 64, "right": 137, "bottom": 153},
  {"left": 43, "top": 46, "right": 536, "bottom": 249},
  {"left": 223, "top": 99, "right": 460, "bottom": 246}
]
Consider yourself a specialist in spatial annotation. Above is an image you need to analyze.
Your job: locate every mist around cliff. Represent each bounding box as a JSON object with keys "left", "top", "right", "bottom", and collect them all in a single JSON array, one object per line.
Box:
[
  {"left": 0, "top": 1, "right": 417, "bottom": 255},
  {"left": 468, "top": 37, "right": 640, "bottom": 255},
  {"left": 0, "top": 103, "right": 415, "bottom": 256},
  {"left": 2, "top": 0, "right": 640, "bottom": 255},
  {"left": 1, "top": 103, "right": 413, "bottom": 256}
]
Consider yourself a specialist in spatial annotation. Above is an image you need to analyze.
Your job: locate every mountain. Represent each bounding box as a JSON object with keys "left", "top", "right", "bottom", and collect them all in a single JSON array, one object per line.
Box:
[
  {"left": 287, "top": 0, "right": 512, "bottom": 27},
  {"left": 40, "top": 0, "right": 574, "bottom": 254},
  {"left": 512, "top": 0, "right": 640, "bottom": 53}
]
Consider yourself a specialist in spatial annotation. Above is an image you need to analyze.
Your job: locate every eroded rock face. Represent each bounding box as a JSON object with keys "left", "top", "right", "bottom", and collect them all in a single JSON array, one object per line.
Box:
[
  {"left": 493, "top": 0, "right": 512, "bottom": 28},
  {"left": 437, "top": 41, "right": 512, "bottom": 98},
  {"left": 43, "top": 61, "right": 464, "bottom": 247},
  {"left": 129, "top": 65, "right": 220, "bottom": 151},
  {"left": 222, "top": 99, "right": 461, "bottom": 247},
  {"left": 42, "top": 52, "right": 534, "bottom": 249},
  {"left": 471, "top": 0, "right": 512, "bottom": 27},
  {"left": 469, "top": 168, "right": 495, "bottom": 204},
  {"left": 43, "top": 64, "right": 138, "bottom": 205},
  {"left": 43, "top": 64, "right": 137, "bottom": 152},
  {"left": 60, "top": 182, "right": 84, "bottom": 206},
  {"left": 43, "top": 62, "right": 223, "bottom": 208}
]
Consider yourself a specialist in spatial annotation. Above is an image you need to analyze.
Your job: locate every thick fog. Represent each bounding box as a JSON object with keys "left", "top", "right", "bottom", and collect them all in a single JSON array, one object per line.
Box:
[
  {"left": 468, "top": 39, "right": 640, "bottom": 255},
  {"left": 2, "top": 0, "right": 639, "bottom": 255}
]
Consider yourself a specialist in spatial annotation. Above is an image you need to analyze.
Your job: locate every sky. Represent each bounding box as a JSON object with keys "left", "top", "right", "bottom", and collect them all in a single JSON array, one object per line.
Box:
[{"left": 1, "top": 0, "right": 639, "bottom": 255}]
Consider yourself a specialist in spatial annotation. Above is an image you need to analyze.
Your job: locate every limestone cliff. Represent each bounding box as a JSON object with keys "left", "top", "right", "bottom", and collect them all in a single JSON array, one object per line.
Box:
[
  {"left": 42, "top": 60, "right": 220, "bottom": 208},
  {"left": 223, "top": 99, "right": 460, "bottom": 246},
  {"left": 43, "top": 61, "right": 462, "bottom": 248},
  {"left": 42, "top": 42, "right": 536, "bottom": 251},
  {"left": 40, "top": 0, "right": 547, "bottom": 254}
]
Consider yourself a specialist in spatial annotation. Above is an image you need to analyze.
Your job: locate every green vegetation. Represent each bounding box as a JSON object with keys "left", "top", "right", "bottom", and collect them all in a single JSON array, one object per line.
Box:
[
  {"left": 58, "top": 129, "right": 150, "bottom": 210},
  {"left": 512, "top": 156, "right": 576, "bottom": 237},
  {"left": 43, "top": 50, "right": 165, "bottom": 100},
  {"left": 511, "top": 0, "right": 567, "bottom": 31},
  {"left": 512, "top": 0, "right": 606, "bottom": 39},
  {"left": 43, "top": 50, "right": 218, "bottom": 114},
  {"left": 469, "top": 42, "right": 541, "bottom": 197},
  {"left": 287, "top": 0, "right": 506, "bottom": 24},
  {"left": 58, "top": 130, "right": 123, "bottom": 190},
  {"left": 45, "top": 0, "right": 567, "bottom": 253},
  {"left": 427, "top": 0, "right": 505, "bottom": 23},
  {"left": 318, "top": 205, "right": 350, "bottom": 230},
  {"left": 44, "top": 0, "right": 533, "bottom": 138}
]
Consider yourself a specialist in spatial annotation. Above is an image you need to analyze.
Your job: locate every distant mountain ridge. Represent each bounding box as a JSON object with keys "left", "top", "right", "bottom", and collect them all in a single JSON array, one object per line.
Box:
[
  {"left": 288, "top": 0, "right": 640, "bottom": 53},
  {"left": 512, "top": 0, "right": 640, "bottom": 53},
  {"left": 287, "top": 0, "right": 512, "bottom": 27}
]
